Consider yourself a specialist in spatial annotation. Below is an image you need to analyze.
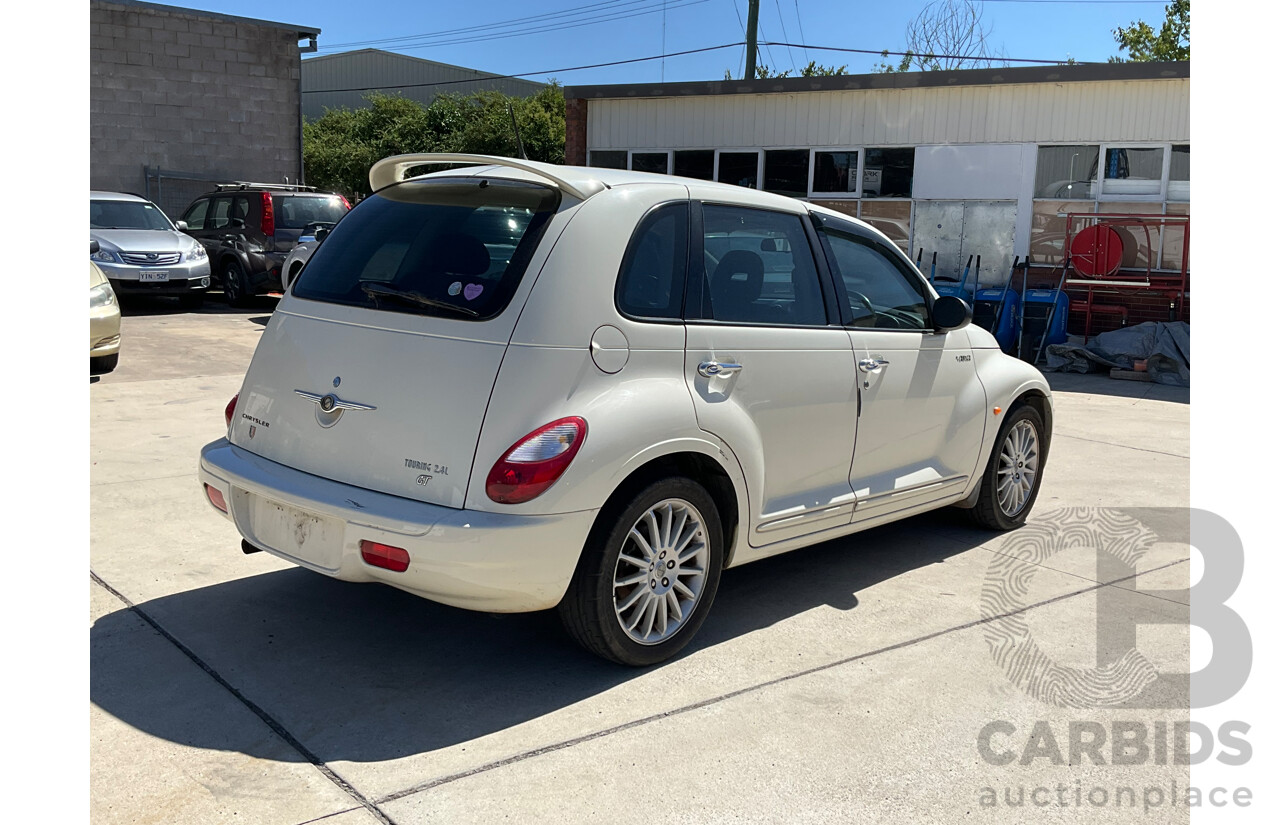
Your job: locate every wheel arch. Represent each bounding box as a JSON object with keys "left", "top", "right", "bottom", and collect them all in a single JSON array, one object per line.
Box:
[{"left": 593, "top": 446, "right": 746, "bottom": 569}]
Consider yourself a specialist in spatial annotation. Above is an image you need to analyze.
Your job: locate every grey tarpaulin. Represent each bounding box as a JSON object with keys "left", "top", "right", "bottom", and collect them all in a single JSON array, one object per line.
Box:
[{"left": 1044, "top": 321, "right": 1190, "bottom": 387}]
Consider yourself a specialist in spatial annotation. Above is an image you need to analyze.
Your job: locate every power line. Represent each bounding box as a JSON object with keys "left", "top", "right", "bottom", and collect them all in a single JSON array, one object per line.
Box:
[
  {"left": 772, "top": 0, "right": 797, "bottom": 73},
  {"left": 761, "top": 41, "right": 1101, "bottom": 65},
  {"left": 792, "top": 0, "right": 809, "bottom": 64},
  {"left": 315, "top": 0, "right": 711, "bottom": 53},
  {"left": 302, "top": 43, "right": 746, "bottom": 94}
]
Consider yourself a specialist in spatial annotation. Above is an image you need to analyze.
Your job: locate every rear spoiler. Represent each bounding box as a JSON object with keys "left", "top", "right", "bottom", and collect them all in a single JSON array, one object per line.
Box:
[{"left": 368, "top": 153, "right": 607, "bottom": 202}]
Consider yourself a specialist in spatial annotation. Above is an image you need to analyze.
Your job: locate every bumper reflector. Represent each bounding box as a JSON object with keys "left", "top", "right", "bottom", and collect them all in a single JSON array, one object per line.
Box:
[
  {"left": 360, "top": 540, "right": 410, "bottom": 573},
  {"left": 205, "top": 484, "right": 228, "bottom": 513}
]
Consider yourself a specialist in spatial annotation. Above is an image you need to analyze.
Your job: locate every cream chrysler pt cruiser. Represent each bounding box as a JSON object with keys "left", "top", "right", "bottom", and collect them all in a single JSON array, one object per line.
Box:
[{"left": 199, "top": 154, "right": 1052, "bottom": 666}]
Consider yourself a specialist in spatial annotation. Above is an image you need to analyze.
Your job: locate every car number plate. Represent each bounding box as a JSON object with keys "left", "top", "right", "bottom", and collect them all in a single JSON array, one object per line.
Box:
[
  {"left": 138, "top": 271, "right": 169, "bottom": 282},
  {"left": 246, "top": 495, "right": 344, "bottom": 571}
]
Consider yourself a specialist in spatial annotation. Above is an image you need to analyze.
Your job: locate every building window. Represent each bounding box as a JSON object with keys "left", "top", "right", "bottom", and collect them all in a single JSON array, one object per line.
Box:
[
  {"left": 717, "top": 151, "right": 760, "bottom": 189},
  {"left": 1034, "top": 145, "right": 1100, "bottom": 200},
  {"left": 862, "top": 148, "right": 914, "bottom": 198},
  {"left": 763, "top": 149, "right": 810, "bottom": 198},
  {"left": 631, "top": 151, "right": 671, "bottom": 175},
  {"left": 674, "top": 150, "right": 715, "bottom": 180},
  {"left": 811, "top": 150, "right": 859, "bottom": 196},
  {"left": 589, "top": 150, "right": 627, "bottom": 169},
  {"left": 1168, "top": 145, "right": 1189, "bottom": 201},
  {"left": 1100, "top": 146, "right": 1165, "bottom": 197}
]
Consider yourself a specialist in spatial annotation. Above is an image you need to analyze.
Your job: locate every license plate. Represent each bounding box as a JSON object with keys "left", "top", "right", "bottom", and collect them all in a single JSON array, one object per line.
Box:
[
  {"left": 138, "top": 271, "right": 169, "bottom": 282},
  {"left": 246, "top": 495, "right": 344, "bottom": 571}
]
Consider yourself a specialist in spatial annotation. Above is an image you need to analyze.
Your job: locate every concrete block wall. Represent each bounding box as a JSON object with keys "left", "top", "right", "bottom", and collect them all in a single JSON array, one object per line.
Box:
[{"left": 90, "top": 1, "right": 306, "bottom": 215}]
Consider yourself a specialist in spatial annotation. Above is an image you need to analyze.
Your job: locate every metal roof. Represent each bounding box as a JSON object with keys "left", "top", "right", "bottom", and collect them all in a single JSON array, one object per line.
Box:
[
  {"left": 95, "top": 0, "right": 320, "bottom": 38},
  {"left": 566, "top": 61, "right": 1189, "bottom": 101}
]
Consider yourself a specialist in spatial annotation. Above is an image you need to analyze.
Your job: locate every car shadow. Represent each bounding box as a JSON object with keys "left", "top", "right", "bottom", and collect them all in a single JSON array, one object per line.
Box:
[
  {"left": 1046, "top": 371, "right": 1189, "bottom": 404},
  {"left": 119, "top": 294, "right": 279, "bottom": 316},
  {"left": 91, "top": 510, "right": 989, "bottom": 765}
]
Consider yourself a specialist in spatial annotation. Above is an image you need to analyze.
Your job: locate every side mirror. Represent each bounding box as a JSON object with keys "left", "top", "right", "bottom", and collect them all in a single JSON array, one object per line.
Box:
[
  {"left": 314, "top": 227, "right": 329, "bottom": 242},
  {"left": 90, "top": 240, "right": 100, "bottom": 255},
  {"left": 932, "top": 295, "right": 972, "bottom": 332},
  {"left": 175, "top": 220, "right": 188, "bottom": 232}
]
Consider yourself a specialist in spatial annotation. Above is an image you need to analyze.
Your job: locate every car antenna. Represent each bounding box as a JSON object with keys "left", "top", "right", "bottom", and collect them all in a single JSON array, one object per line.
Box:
[{"left": 507, "top": 102, "right": 528, "bottom": 161}]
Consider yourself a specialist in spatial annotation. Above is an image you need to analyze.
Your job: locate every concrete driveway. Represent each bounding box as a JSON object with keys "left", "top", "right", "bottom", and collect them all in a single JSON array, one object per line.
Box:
[{"left": 91, "top": 298, "right": 1191, "bottom": 824}]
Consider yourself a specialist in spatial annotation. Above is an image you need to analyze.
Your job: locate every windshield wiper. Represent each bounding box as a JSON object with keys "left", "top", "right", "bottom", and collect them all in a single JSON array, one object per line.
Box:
[{"left": 359, "top": 282, "right": 479, "bottom": 317}]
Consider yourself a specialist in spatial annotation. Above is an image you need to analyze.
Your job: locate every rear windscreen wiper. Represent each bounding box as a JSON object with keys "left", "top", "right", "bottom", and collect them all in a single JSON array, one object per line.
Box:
[{"left": 359, "top": 282, "right": 480, "bottom": 317}]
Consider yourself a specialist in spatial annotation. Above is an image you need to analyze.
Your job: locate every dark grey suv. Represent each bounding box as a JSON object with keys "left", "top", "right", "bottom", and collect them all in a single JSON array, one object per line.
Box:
[{"left": 179, "top": 184, "right": 349, "bottom": 306}]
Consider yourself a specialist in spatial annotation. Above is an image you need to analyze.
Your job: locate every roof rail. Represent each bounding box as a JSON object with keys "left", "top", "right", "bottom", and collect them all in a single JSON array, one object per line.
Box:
[
  {"left": 368, "top": 153, "right": 607, "bottom": 201},
  {"left": 213, "top": 182, "right": 319, "bottom": 192}
]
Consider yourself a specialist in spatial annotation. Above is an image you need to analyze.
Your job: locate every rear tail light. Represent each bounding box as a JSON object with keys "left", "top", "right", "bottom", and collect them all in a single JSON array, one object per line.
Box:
[
  {"left": 360, "top": 540, "right": 410, "bottom": 572},
  {"left": 204, "top": 484, "right": 228, "bottom": 513},
  {"left": 338, "top": 195, "right": 351, "bottom": 210},
  {"left": 486, "top": 417, "right": 587, "bottom": 504},
  {"left": 260, "top": 192, "right": 275, "bottom": 237},
  {"left": 225, "top": 393, "right": 239, "bottom": 428}
]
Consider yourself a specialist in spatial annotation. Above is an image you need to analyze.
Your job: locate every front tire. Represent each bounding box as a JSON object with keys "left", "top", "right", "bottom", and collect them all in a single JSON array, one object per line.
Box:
[
  {"left": 559, "top": 477, "right": 725, "bottom": 666},
  {"left": 91, "top": 353, "right": 119, "bottom": 374},
  {"left": 970, "top": 404, "right": 1046, "bottom": 530},
  {"left": 223, "top": 261, "right": 251, "bottom": 307}
]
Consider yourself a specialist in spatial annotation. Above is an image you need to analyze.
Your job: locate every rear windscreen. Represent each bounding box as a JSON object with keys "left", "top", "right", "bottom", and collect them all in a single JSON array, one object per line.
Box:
[
  {"left": 292, "top": 178, "right": 559, "bottom": 321},
  {"left": 274, "top": 195, "right": 349, "bottom": 229}
]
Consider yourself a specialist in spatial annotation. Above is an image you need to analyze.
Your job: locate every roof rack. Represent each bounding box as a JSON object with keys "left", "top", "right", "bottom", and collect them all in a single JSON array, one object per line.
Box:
[
  {"left": 213, "top": 182, "right": 319, "bottom": 192},
  {"left": 368, "top": 153, "right": 607, "bottom": 201}
]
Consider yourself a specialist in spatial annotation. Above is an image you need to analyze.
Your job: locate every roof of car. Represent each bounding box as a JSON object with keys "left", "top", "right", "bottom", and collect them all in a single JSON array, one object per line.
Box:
[{"left": 90, "top": 191, "right": 149, "bottom": 202}]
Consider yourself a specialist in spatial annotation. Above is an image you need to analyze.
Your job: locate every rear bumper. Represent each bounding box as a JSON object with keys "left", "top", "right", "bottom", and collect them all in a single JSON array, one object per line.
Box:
[{"left": 198, "top": 439, "right": 596, "bottom": 612}]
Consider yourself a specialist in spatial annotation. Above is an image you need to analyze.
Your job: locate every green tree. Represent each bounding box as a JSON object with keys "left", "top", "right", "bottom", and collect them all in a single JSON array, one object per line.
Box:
[
  {"left": 303, "top": 84, "right": 566, "bottom": 199},
  {"left": 1112, "top": 0, "right": 1189, "bottom": 62},
  {"left": 723, "top": 61, "right": 847, "bottom": 80}
]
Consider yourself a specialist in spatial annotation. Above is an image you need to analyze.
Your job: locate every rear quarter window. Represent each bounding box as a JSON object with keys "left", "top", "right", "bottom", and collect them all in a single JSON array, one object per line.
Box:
[{"left": 292, "top": 178, "right": 559, "bottom": 321}]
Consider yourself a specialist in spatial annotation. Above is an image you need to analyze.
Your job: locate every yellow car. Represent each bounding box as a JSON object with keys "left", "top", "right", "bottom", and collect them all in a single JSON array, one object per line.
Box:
[{"left": 90, "top": 248, "right": 121, "bottom": 373}]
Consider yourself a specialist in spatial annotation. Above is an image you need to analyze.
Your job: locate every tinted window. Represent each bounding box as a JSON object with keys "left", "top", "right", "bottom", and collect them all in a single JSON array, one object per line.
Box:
[
  {"left": 616, "top": 202, "right": 688, "bottom": 320},
  {"left": 275, "top": 195, "right": 349, "bottom": 229},
  {"left": 182, "top": 199, "right": 209, "bottom": 230},
  {"left": 231, "top": 196, "right": 251, "bottom": 225},
  {"left": 674, "top": 150, "right": 714, "bottom": 180},
  {"left": 292, "top": 178, "right": 559, "bottom": 322},
  {"left": 1034, "top": 145, "right": 1099, "bottom": 199},
  {"left": 763, "top": 150, "right": 809, "bottom": 198},
  {"left": 717, "top": 152, "right": 759, "bottom": 189},
  {"left": 813, "top": 151, "right": 858, "bottom": 194},
  {"left": 696, "top": 205, "right": 826, "bottom": 326},
  {"left": 631, "top": 153, "right": 669, "bottom": 174},
  {"left": 90, "top": 200, "right": 173, "bottom": 231},
  {"left": 863, "top": 148, "right": 914, "bottom": 198},
  {"left": 207, "top": 197, "right": 233, "bottom": 229},
  {"left": 589, "top": 150, "right": 627, "bottom": 169},
  {"left": 823, "top": 230, "right": 929, "bottom": 329}
]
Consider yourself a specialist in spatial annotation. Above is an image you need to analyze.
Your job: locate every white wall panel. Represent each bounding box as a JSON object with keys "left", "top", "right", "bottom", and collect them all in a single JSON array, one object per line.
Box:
[
  {"left": 591, "top": 78, "right": 1177, "bottom": 152},
  {"left": 914, "top": 144, "right": 1026, "bottom": 200}
]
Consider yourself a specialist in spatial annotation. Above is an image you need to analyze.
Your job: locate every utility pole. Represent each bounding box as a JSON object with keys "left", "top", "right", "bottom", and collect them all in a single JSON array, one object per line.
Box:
[{"left": 744, "top": 0, "right": 759, "bottom": 80}]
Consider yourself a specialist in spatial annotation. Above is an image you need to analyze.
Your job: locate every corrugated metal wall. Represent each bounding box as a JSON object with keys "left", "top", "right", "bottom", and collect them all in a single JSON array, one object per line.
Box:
[
  {"left": 586, "top": 79, "right": 1189, "bottom": 149},
  {"left": 303, "top": 49, "right": 546, "bottom": 120}
]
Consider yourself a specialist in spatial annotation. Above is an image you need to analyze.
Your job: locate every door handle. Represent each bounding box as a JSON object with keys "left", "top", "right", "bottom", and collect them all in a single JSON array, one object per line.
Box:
[
  {"left": 698, "top": 361, "right": 744, "bottom": 378},
  {"left": 858, "top": 358, "right": 890, "bottom": 373}
]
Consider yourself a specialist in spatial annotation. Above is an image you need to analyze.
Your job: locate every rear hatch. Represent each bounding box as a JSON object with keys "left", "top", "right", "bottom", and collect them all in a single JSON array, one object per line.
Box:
[
  {"left": 228, "top": 177, "right": 561, "bottom": 508},
  {"left": 269, "top": 193, "right": 350, "bottom": 253}
]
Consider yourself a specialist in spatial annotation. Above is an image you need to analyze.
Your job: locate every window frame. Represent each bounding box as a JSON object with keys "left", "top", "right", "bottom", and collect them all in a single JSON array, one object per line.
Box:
[
  {"left": 807, "top": 147, "right": 864, "bottom": 199},
  {"left": 1097, "top": 142, "right": 1171, "bottom": 203},
  {"left": 684, "top": 200, "right": 841, "bottom": 329},
  {"left": 628, "top": 149, "right": 673, "bottom": 175},
  {"left": 713, "top": 149, "right": 764, "bottom": 190},
  {"left": 613, "top": 199, "right": 691, "bottom": 325},
  {"left": 812, "top": 211, "right": 936, "bottom": 332}
]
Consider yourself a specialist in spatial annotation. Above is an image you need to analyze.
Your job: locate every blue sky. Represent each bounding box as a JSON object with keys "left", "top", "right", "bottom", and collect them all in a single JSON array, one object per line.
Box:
[{"left": 191, "top": 0, "right": 1178, "bottom": 87}]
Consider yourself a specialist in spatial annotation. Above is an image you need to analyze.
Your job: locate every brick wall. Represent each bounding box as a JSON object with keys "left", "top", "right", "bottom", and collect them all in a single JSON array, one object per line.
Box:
[
  {"left": 90, "top": 1, "right": 306, "bottom": 215},
  {"left": 565, "top": 97, "right": 587, "bottom": 166}
]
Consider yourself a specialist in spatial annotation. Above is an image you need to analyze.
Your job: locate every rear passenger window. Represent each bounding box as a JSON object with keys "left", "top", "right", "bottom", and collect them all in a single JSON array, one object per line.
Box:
[
  {"left": 616, "top": 202, "right": 688, "bottom": 320},
  {"left": 695, "top": 205, "right": 827, "bottom": 326}
]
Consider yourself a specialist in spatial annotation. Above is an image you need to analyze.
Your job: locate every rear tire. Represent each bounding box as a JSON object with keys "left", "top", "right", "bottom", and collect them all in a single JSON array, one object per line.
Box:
[
  {"left": 970, "top": 404, "right": 1046, "bottom": 531},
  {"left": 223, "top": 261, "right": 251, "bottom": 307},
  {"left": 559, "top": 477, "right": 725, "bottom": 666}
]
